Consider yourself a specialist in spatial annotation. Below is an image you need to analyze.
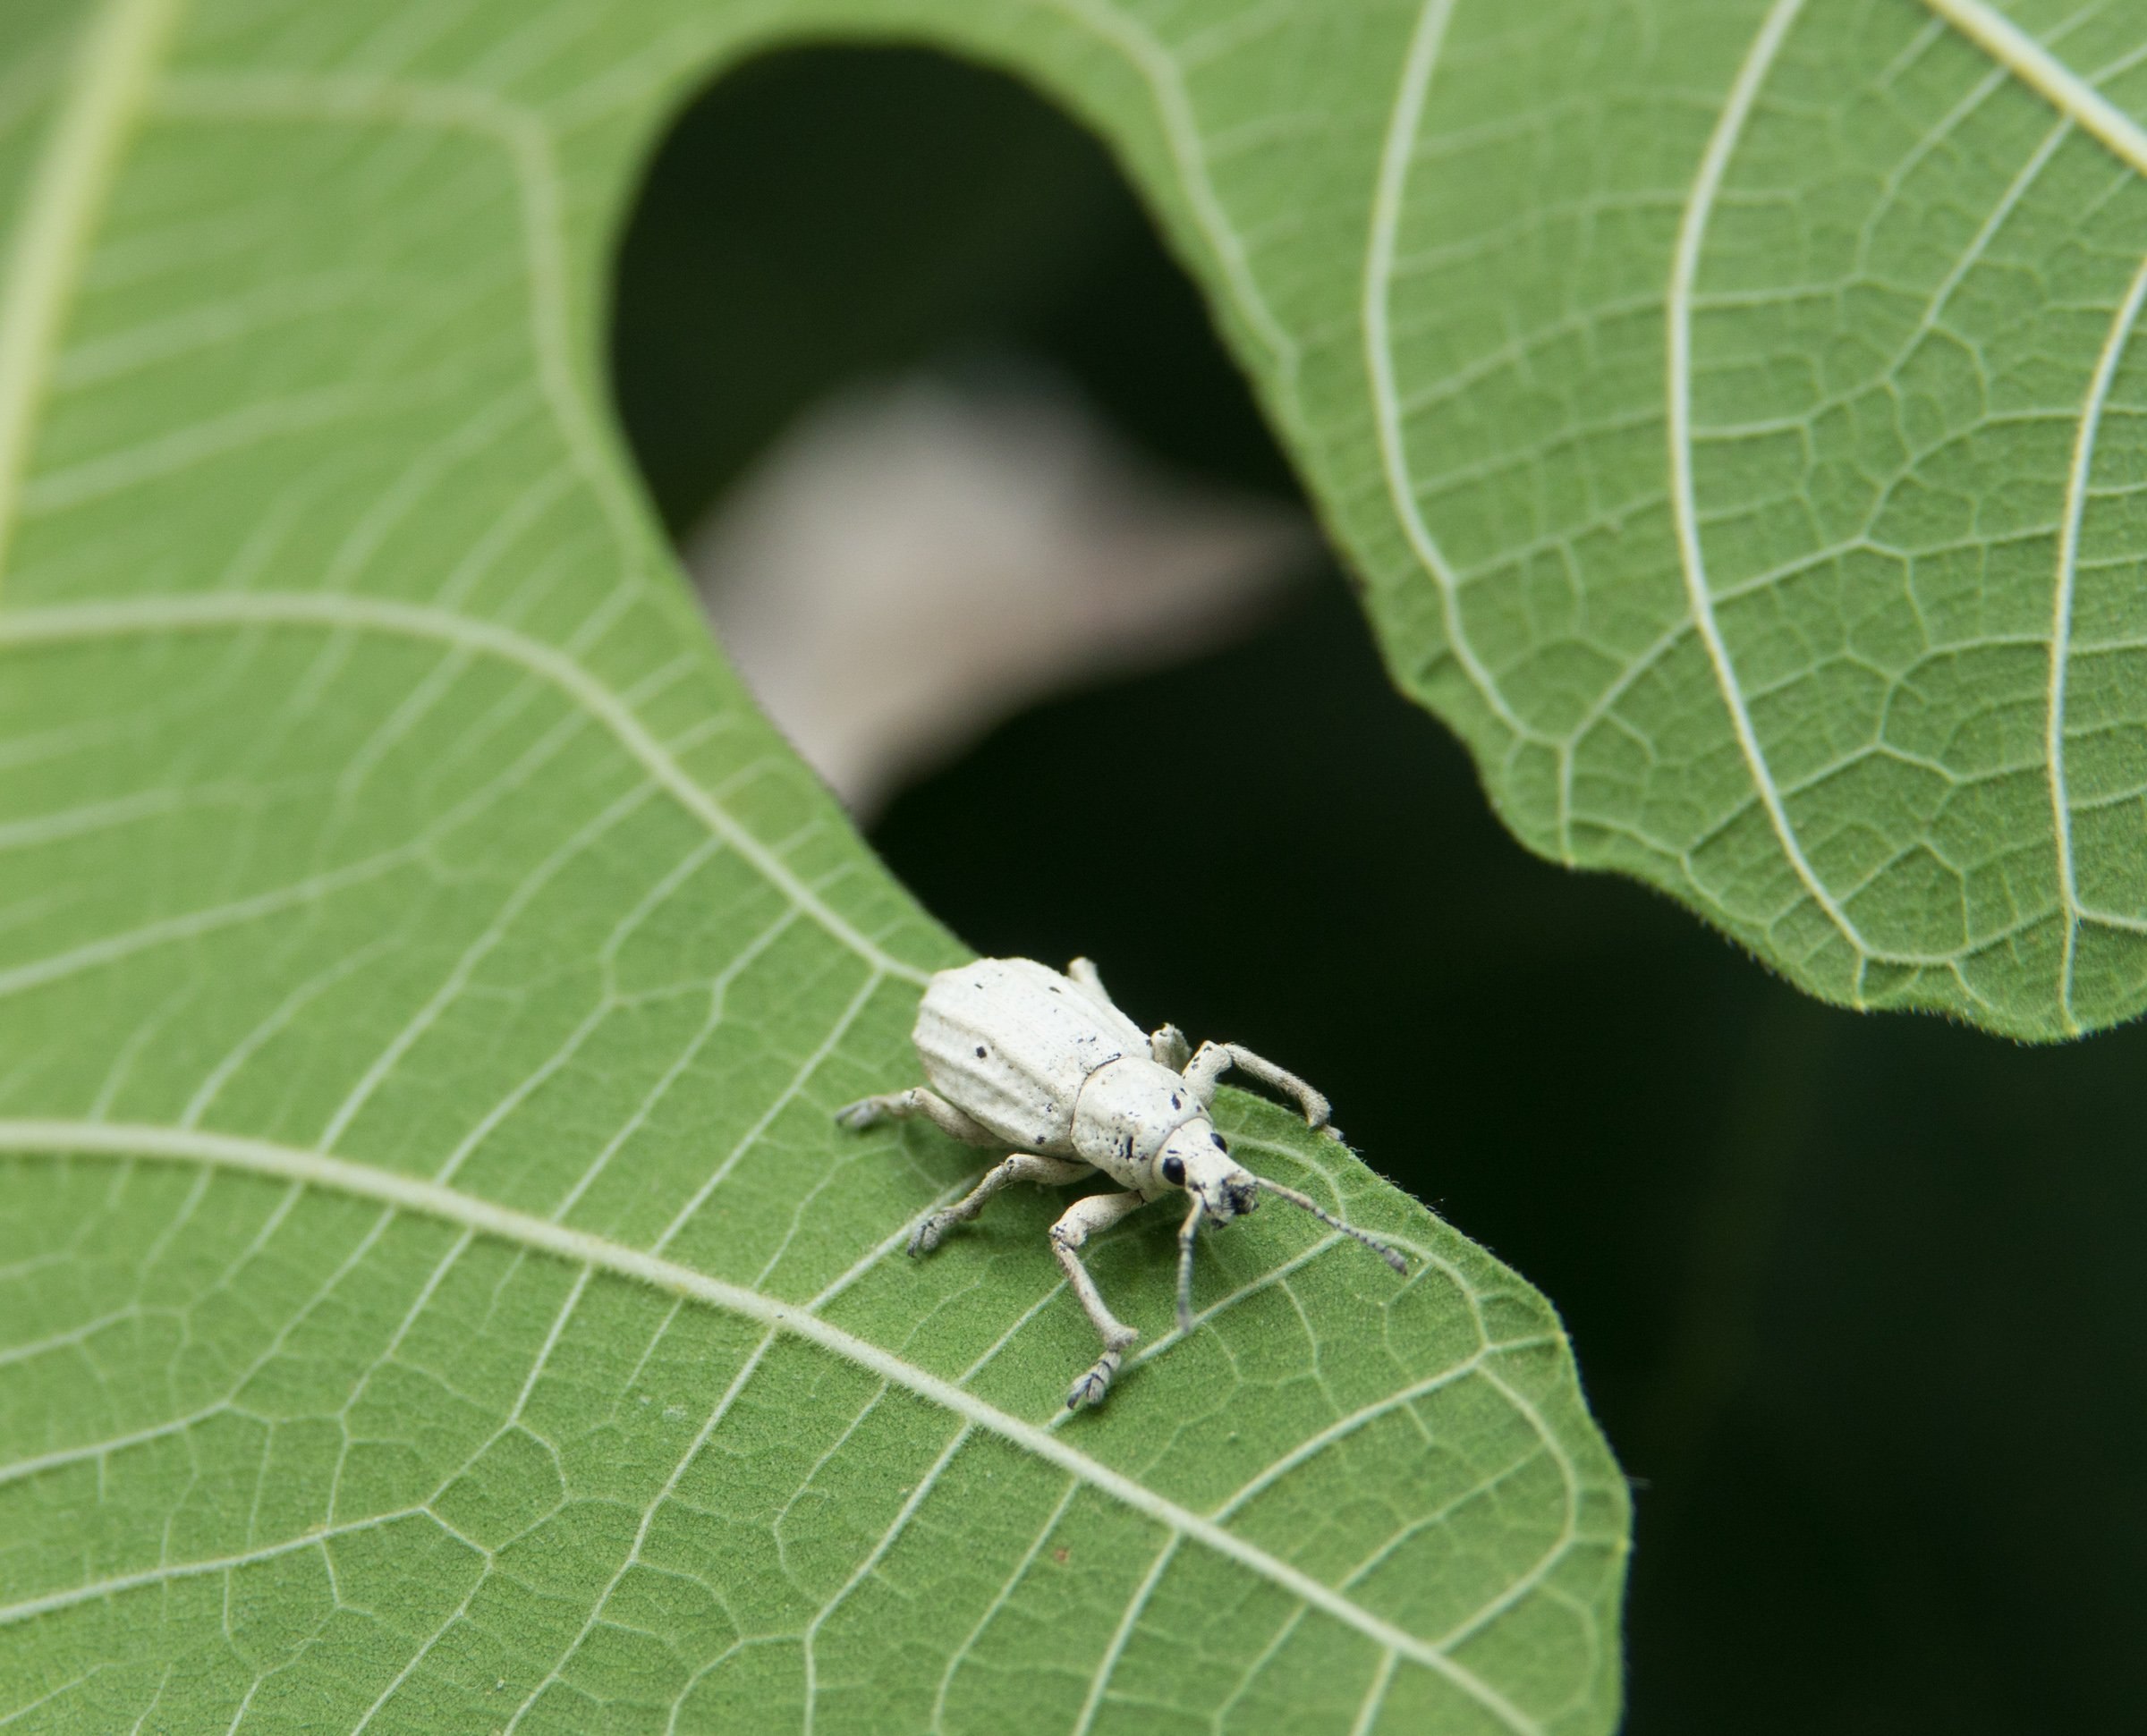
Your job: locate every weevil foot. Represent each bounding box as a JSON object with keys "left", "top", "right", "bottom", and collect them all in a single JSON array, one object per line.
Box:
[
  {"left": 906, "top": 1212, "right": 952, "bottom": 1257},
  {"left": 834, "top": 1097, "right": 885, "bottom": 1131},
  {"left": 1065, "top": 1349, "right": 1124, "bottom": 1410}
]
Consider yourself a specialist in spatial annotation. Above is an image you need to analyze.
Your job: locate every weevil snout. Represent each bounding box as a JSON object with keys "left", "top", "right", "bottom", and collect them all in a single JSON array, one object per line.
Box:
[
  {"left": 1214, "top": 1173, "right": 1258, "bottom": 1221},
  {"left": 1189, "top": 1173, "right": 1259, "bottom": 1224},
  {"left": 1156, "top": 1123, "right": 1259, "bottom": 1222}
]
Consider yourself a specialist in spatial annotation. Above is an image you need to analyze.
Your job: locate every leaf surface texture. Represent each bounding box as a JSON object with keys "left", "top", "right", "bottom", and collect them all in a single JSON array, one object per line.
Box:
[{"left": 0, "top": 2, "right": 1637, "bottom": 1732}]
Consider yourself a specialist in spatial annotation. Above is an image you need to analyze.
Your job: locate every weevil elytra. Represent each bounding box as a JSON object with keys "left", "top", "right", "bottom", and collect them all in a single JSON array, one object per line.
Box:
[{"left": 836, "top": 956, "right": 1408, "bottom": 1409}]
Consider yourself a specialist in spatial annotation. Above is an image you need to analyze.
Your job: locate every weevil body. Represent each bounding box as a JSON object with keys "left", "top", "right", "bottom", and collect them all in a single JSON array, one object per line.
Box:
[{"left": 836, "top": 956, "right": 1408, "bottom": 1409}]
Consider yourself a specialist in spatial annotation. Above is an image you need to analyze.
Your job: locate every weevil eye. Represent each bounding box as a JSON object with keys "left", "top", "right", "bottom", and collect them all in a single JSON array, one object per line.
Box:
[
  {"left": 1210, "top": 1131, "right": 1228, "bottom": 1153},
  {"left": 1160, "top": 1156, "right": 1186, "bottom": 1186}
]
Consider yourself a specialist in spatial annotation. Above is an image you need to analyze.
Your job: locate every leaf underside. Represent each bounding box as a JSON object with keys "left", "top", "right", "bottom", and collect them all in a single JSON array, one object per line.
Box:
[
  {"left": 1337, "top": 0, "right": 2147, "bottom": 1040},
  {"left": 20, "top": 0, "right": 2141, "bottom": 1721},
  {"left": 0, "top": 3, "right": 1631, "bottom": 1734}
]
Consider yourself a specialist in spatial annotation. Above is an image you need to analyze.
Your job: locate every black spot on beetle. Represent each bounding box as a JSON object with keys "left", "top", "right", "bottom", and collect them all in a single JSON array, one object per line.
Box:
[
  {"left": 1122, "top": 1135, "right": 1134, "bottom": 1160},
  {"left": 1171, "top": 1093, "right": 1181, "bottom": 1109},
  {"left": 975, "top": 1046, "right": 987, "bottom": 1059}
]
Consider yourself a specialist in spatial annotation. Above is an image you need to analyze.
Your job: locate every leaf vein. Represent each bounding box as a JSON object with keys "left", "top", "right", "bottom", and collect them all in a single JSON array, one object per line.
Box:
[
  {"left": 0, "top": 593, "right": 932, "bottom": 983},
  {"left": 0, "top": 0, "right": 180, "bottom": 597},
  {"left": 2048, "top": 249, "right": 2147, "bottom": 1028},
  {"left": 1668, "top": 0, "right": 1879, "bottom": 976},
  {"left": 1922, "top": 0, "right": 2147, "bottom": 177},
  {"left": 1362, "top": 0, "right": 1541, "bottom": 743},
  {"left": 0, "top": 1117, "right": 1538, "bottom": 1730}
]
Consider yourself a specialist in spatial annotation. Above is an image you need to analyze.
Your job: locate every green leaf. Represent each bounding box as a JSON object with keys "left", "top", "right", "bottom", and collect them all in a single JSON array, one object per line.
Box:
[
  {"left": 729, "top": 0, "right": 2147, "bottom": 1043},
  {"left": 0, "top": 4, "right": 1625, "bottom": 1734},
  {"left": 1294, "top": 0, "right": 2147, "bottom": 1038}
]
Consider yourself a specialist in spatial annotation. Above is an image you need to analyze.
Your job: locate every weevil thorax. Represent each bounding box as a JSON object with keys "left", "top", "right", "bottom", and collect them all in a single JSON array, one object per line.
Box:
[{"left": 1070, "top": 1054, "right": 1209, "bottom": 1190}]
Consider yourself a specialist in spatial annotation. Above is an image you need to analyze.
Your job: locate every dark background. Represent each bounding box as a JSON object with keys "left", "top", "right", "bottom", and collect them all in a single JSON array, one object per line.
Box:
[{"left": 610, "top": 47, "right": 2147, "bottom": 1732}]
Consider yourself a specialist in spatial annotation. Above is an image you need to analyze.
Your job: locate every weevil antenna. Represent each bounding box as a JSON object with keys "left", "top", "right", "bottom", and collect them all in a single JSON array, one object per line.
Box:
[
  {"left": 1175, "top": 1196, "right": 1205, "bottom": 1336},
  {"left": 1252, "top": 1178, "right": 1409, "bottom": 1274}
]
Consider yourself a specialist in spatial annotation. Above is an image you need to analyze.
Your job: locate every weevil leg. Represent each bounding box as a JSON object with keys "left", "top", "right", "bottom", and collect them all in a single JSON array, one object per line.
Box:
[
  {"left": 836, "top": 1087, "right": 997, "bottom": 1144},
  {"left": 1051, "top": 1189, "right": 1150, "bottom": 1409},
  {"left": 1070, "top": 959, "right": 1181, "bottom": 1065},
  {"left": 908, "top": 1153, "right": 1091, "bottom": 1256},
  {"left": 1183, "top": 1041, "right": 1340, "bottom": 1139},
  {"left": 1065, "top": 956, "right": 1142, "bottom": 1028},
  {"left": 1181, "top": 1041, "right": 1230, "bottom": 1105},
  {"left": 1149, "top": 1023, "right": 1192, "bottom": 1070}
]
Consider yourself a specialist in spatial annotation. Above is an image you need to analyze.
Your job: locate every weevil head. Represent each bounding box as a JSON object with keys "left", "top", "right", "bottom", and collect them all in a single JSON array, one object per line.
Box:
[{"left": 1155, "top": 1121, "right": 1259, "bottom": 1223}]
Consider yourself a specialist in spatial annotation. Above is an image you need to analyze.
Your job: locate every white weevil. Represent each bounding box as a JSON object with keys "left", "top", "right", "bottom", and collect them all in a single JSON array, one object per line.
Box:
[{"left": 836, "top": 956, "right": 1407, "bottom": 1409}]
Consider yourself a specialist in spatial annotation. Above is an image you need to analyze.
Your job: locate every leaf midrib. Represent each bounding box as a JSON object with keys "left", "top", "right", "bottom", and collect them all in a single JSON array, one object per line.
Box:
[{"left": 0, "top": 1115, "right": 1545, "bottom": 1733}]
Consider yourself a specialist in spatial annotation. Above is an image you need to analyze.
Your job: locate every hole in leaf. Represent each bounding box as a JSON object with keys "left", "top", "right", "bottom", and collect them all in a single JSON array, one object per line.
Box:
[{"left": 613, "top": 45, "right": 1313, "bottom": 817}]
